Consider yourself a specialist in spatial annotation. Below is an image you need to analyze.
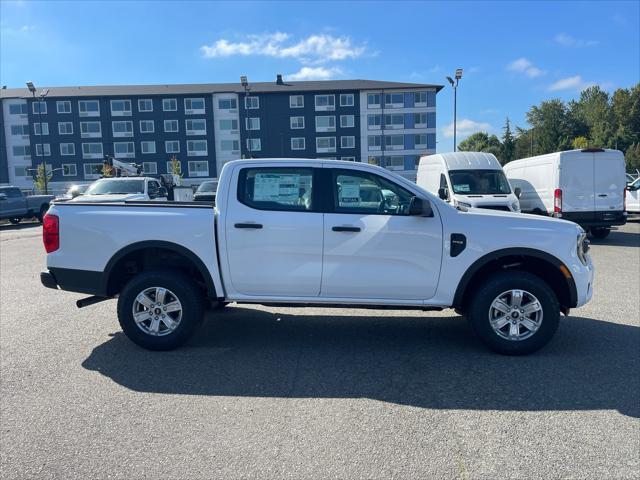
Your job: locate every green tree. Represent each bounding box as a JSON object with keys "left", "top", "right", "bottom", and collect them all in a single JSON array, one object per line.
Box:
[
  {"left": 513, "top": 126, "right": 534, "bottom": 160},
  {"left": 501, "top": 117, "right": 515, "bottom": 164},
  {"left": 626, "top": 143, "right": 640, "bottom": 173},
  {"left": 169, "top": 155, "right": 182, "bottom": 178},
  {"left": 34, "top": 163, "right": 52, "bottom": 193},
  {"left": 101, "top": 162, "right": 114, "bottom": 178},
  {"left": 526, "top": 99, "right": 572, "bottom": 154},
  {"left": 569, "top": 86, "right": 613, "bottom": 148},
  {"left": 572, "top": 136, "right": 589, "bottom": 149},
  {"left": 457, "top": 132, "right": 503, "bottom": 162}
]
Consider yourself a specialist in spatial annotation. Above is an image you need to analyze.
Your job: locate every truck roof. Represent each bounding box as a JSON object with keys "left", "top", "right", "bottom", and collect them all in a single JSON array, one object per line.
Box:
[{"left": 421, "top": 152, "right": 502, "bottom": 171}]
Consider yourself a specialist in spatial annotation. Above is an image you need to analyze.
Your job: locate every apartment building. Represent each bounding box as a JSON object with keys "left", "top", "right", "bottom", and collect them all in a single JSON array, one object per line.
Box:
[{"left": 0, "top": 78, "right": 442, "bottom": 190}]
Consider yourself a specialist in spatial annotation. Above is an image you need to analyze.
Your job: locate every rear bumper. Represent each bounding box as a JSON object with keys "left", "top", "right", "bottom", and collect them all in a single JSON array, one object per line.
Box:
[
  {"left": 557, "top": 210, "right": 627, "bottom": 228},
  {"left": 41, "top": 268, "right": 105, "bottom": 295},
  {"left": 40, "top": 271, "right": 59, "bottom": 290}
]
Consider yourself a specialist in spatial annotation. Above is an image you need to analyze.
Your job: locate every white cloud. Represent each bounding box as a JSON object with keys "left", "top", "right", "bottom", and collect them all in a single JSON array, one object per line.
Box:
[
  {"left": 286, "top": 66, "right": 342, "bottom": 81},
  {"left": 200, "top": 32, "right": 367, "bottom": 64},
  {"left": 442, "top": 119, "right": 493, "bottom": 139},
  {"left": 506, "top": 57, "right": 546, "bottom": 78},
  {"left": 548, "top": 75, "right": 613, "bottom": 92},
  {"left": 554, "top": 33, "right": 598, "bottom": 48}
]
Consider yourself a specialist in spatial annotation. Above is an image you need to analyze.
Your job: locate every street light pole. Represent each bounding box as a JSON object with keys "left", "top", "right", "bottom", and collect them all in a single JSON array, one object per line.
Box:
[
  {"left": 240, "top": 75, "right": 251, "bottom": 159},
  {"left": 446, "top": 69, "right": 463, "bottom": 152},
  {"left": 26, "top": 81, "right": 49, "bottom": 194}
]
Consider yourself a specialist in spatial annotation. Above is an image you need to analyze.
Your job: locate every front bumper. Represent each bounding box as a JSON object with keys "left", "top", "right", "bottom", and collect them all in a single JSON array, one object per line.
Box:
[{"left": 572, "top": 255, "right": 595, "bottom": 308}]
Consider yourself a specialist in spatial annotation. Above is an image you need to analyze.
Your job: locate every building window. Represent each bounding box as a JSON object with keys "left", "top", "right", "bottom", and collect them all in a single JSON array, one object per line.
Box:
[
  {"left": 290, "top": 116, "right": 305, "bottom": 129},
  {"left": 62, "top": 164, "right": 77, "bottom": 176},
  {"left": 340, "top": 115, "right": 354, "bottom": 128},
  {"left": 315, "top": 115, "right": 336, "bottom": 132},
  {"left": 188, "top": 161, "right": 209, "bottom": 177},
  {"left": 187, "top": 140, "right": 207, "bottom": 156},
  {"left": 368, "top": 156, "right": 381, "bottom": 166},
  {"left": 384, "top": 93, "right": 404, "bottom": 108},
  {"left": 244, "top": 96, "right": 259, "bottom": 109},
  {"left": 339, "top": 94, "right": 354, "bottom": 107},
  {"left": 220, "top": 139, "right": 240, "bottom": 152},
  {"left": 14, "top": 166, "right": 29, "bottom": 177},
  {"left": 316, "top": 136, "right": 336, "bottom": 153},
  {"left": 414, "top": 134, "right": 427, "bottom": 148},
  {"left": 12, "top": 145, "right": 31, "bottom": 156},
  {"left": 32, "top": 101, "right": 47, "bottom": 114},
  {"left": 110, "top": 99, "right": 132, "bottom": 116},
  {"left": 315, "top": 94, "right": 335, "bottom": 111},
  {"left": 141, "top": 141, "right": 156, "bottom": 154},
  {"left": 58, "top": 122, "right": 73, "bottom": 135},
  {"left": 33, "top": 122, "right": 49, "bottom": 135},
  {"left": 35, "top": 144, "right": 51, "bottom": 156},
  {"left": 246, "top": 138, "right": 261, "bottom": 152},
  {"left": 139, "top": 120, "right": 155, "bottom": 133},
  {"left": 78, "top": 100, "right": 100, "bottom": 116},
  {"left": 83, "top": 163, "right": 102, "bottom": 179},
  {"left": 385, "top": 155, "right": 404, "bottom": 171},
  {"left": 414, "top": 91, "right": 428, "bottom": 106},
  {"left": 368, "top": 135, "right": 382, "bottom": 151},
  {"left": 385, "top": 114, "right": 404, "bottom": 129},
  {"left": 414, "top": 112, "right": 427, "bottom": 128},
  {"left": 166, "top": 160, "right": 181, "bottom": 174},
  {"left": 10, "top": 125, "right": 29, "bottom": 136},
  {"left": 9, "top": 104, "right": 28, "bottom": 115},
  {"left": 60, "top": 143, "right": 75, "bottom": 156},
  {"left": 138, "top": 99, "right": 153, "bottom": 112},
  {"left": 143, "top": 162, "right": 157, "bottom": 174},
  {"left": 184, "top": 98, "right": 205, "bottom": 114},
  {"left": 368, "top": 114, "right": 381, "bottom": 130},
  {"left": 82, "top": 143, "right": 103, "bottom": 159},
  {"left": 290, "top": 95, "right": 304, "bottom": 108},
  {"left": 162, "top": 98, "right": 177, "bottom": 111},
  {"left": 112, "top": 121, "right": 134, "bottom": 137},
  {"left": 291, "top": 137, "right": 305, "bottom": 150},
  {"left": 114, "top": 142, "right": 135, "bottom": 157},
  {"left": 367, "top": 93, "right": 381, "bottom": 108},
  {"left": 165, "top": 140, "right": 180, "bottom": 153},
  {"left": 385, "top": 134, "right": 404, "bottom": 150},
  {"left": 218, "top": 98, "right": 238, "bottom": 110},
  {"left": 80, "top": 121, "right": 101, "bottom": 138},
  {"left": 341, "top": 156, "right": 356, "bottom": 162},
  {"left": 57, "top": 101, "right": 72, "bottom": 114},
  {"left": 245, "top": 117, "right": 260, "bottom": 131},
  {"left": 164, "top": 119, "right": 179, "bottom": 133},
  {"left": 185, "top": 119, "right": 206, "bottom": 135},
  {"left": 219, "top": 119, "right": 239, "bottom": 131},
  {"left": 340, "top": 136, "right": 355, "bottom": 149}
]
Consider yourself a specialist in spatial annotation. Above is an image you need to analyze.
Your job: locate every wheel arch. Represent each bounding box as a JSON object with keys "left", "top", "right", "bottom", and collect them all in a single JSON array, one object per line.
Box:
[{"left": 453, "top": 248, "right": 578, "bottom": 311}]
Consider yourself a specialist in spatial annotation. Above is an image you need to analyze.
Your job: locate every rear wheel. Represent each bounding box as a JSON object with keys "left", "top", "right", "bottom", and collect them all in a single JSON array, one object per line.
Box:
[
  {"left": 8, "top": 218, "right": 21, "bottom": 225},
  {"left": 117, "top": 269, "right": 204, "bottom": 350},
  {"left": 466, "top": 271, "right": 560, "bottom": 355},
  {"left": 37, "top": 205, "right": 49, "bottom": 223},
  {"left": 590, "top": 227, "right": 610, "bottom": 239}
]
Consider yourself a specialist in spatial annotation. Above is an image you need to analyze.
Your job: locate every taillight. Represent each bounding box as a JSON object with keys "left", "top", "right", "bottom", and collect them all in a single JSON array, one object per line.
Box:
[
  {"left": 43, "top": 214, "right": 59, "bottom": 253},
  {"left": 554, "top": 188, "right": 563, "bottom": 217},
  {"left": 623, "top": 187, "right": 627, "bottom": 212}
]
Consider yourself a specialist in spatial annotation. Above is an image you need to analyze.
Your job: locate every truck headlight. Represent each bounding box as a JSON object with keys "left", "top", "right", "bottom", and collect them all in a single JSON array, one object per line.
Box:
[{"left": 577, "top": 231, "right": 590, "bottom": 265}]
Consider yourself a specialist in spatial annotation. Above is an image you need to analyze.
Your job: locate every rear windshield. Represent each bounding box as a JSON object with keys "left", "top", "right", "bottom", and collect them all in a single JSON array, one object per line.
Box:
[
  {"left": 449, "top": 169, "right": 511, "bottom": 195},
  {"left": 85, "top": 180, "right": 145, "bottom": 195},
  {"left": 197, "top": 182, "right": 216, "bottom": 193}
]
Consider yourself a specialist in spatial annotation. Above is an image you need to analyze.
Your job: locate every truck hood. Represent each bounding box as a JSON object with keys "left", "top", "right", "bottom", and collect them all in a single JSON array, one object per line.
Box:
[
  {"left": 70, "top": 193, "right": 147, "bottom": 203},
  {"left": 462, "top": 206, "right": 578, "bottom": 230},
  {"left": 455, "top": 193, "right": 519, "bottom": 209}
]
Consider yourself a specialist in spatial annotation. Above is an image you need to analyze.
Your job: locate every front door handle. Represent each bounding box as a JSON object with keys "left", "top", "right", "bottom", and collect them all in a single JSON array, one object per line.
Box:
[
  {"left": 598, "top": 194, "right": 608, "bottom": 197},
  {"left": 332, "top": 226, "right": 361, "bottom": 232},
  {"left": 234, "top": 223, "right": 263, "bottom": 229}
]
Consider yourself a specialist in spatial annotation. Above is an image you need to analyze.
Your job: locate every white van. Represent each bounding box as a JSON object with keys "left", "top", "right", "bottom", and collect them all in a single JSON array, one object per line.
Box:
[
  {"left": 503, "top": 149, "right": 627, "bottom": 238},
  {"left": 417, "top": 152, "right": 520, "bottom": 212}
]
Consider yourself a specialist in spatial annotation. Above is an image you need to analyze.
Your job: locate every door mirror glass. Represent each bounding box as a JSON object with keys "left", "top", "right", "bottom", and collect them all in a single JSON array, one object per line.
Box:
[
  {"left": 437, "top": 187, "right": 449, "bottom": 200},
  {"left": 514, "top": 187, "right": 522, "bottom": 198},
  {"left": 409, "top": 197, "right": 433, "bottom": 217}
]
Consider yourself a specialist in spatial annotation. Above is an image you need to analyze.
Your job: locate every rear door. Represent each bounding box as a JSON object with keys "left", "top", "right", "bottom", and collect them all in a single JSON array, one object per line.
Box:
[
  {"left": 594, "top": 151, "right": 625, "bottom": 212},
  {"left": 224, "top": 165, "right": 323, "bottom": 297},
  {"left": 560, "top": 151, "right": 594, "bottom": 213}
]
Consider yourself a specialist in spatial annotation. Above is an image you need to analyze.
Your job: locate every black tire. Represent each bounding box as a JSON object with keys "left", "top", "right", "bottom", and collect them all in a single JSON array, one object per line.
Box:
[
  {"left": 117, "top": 269, "right": 205, "bottom": 351},
  {"left": 590, "top": 227, "right": 611, "bottom": 239},
  {"left": 8, "top": 218, "right": 21, "bottom": 225},
  {"left": 211, "top": 301, "right": 229, "bottom": 310},
  {"left": 37, "top": 205, "right": 49, "bottom": 223},
  {"left": 466, "top": 271, "right": 560, "bottom": 355}
]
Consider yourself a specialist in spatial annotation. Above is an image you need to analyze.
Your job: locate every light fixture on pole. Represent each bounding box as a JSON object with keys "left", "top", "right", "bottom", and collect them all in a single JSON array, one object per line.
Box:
[
  {"left": 26, "top": 81, "right": 50, "bottom": 194},
  {"left": 240, "top": 75, "right": 251, "bottom": 158},
  {"left": 446, "top": 68, "right": 463, "bottom": 151}
]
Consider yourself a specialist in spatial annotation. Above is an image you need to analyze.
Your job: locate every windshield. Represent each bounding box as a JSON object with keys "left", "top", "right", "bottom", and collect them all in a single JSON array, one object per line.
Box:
[
  {"left": 449, "top": 170, "right": 511, "bottom": 195},
  {"left": 85, "top": 179, "right": 145, "bottom": 195},
  {"left": 68, "top": 184, "right": 89, "bottom": 194},
  {"left": 197, "top": 182, "right": 216, "bottom": 193}
]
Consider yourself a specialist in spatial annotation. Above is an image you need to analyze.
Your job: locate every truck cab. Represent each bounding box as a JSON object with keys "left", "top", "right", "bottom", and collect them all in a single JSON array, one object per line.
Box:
[{"left": 70, "top": 177, "right": 167, "bottom": 203}]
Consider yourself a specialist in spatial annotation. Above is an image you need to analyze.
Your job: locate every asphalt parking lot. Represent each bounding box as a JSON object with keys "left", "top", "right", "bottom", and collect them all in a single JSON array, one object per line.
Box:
[{"left": 1, "top": 220, "right": 638, "bottom": 479}]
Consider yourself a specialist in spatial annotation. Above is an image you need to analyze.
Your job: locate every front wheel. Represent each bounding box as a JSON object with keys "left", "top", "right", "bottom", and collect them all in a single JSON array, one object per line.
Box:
[
  {"left": 590, "top": 227, "right": 610, "bottom": 239},
  {"left": 8, "top": 218, "right": 21, "bottom": 225},
  {"left": 466, "top": 271, "right": 560, "bottom": 355},
  {"left": 117, "top": 269, "right": 205, "bottom": 350}
]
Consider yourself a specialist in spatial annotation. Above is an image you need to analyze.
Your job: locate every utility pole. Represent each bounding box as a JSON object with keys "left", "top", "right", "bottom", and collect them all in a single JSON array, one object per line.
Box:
[
  {"left": 26, "top": 81, "right": 50, "bottom": 194},
  {"left": 446, "top": 69, "right": 463, "bottom": 151}
]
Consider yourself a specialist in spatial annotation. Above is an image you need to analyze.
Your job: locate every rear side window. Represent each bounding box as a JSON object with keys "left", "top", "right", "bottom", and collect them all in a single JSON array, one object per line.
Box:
[
  {"left": 2, "top": 188, "right": 22, "bottom": 198},
  {"left": 238, "top": 167, "right": 314, "bottom": 211}
]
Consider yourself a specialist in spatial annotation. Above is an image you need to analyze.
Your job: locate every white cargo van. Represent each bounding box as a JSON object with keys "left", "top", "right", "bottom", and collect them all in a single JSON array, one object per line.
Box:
[
  {"left": 417, "top": 152, "right": 520, "bottom": 212},
  {"left": 503, "top": 149, "right": 627, "bottom": 238}
]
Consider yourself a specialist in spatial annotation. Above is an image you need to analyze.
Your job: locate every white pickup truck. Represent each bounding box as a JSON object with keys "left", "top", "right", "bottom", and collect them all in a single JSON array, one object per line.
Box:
[{"left": 41, "top": 159, "right": 594, "bottom": 355}]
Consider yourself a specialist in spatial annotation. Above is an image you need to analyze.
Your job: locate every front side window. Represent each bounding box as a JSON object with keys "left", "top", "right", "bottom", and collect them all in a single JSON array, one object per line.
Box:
[
  {"left": 331, "top": 169, "right": 414, "bottom": 215},
  {"left": 110, "top": 99, "right": 132, "bottom": 116},
  {"left": 448, "top": 170, "right": 512, "bottom": 195},
  {"left": 238, "top": 167, "right": 314, "bottom": 212}
]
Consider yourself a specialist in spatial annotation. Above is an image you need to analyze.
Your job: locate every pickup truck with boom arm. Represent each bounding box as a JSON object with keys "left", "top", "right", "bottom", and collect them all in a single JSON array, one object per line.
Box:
[{"left": 41, "top": 159, "right": 594, "bottom": 355}]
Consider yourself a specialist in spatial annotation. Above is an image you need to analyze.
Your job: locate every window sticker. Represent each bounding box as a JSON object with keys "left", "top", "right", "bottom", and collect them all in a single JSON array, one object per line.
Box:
[
  {"left": 339, "top": 179, "right": 361, "bottom": 204},
  {"left": 456, "top": 184, "right": 470, "bottom": 192},
  {"left": 254, "top": 173, "right": 307, "bottom": 204}
]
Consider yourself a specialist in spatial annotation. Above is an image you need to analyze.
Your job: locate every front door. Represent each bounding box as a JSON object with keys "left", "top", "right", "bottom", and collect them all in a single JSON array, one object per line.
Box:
[
  {"left": 321, "top": 168, "right": 443, "bottom": 300},
  {"left": 225, "top": 166, "right": 323, "bottom": 297}
]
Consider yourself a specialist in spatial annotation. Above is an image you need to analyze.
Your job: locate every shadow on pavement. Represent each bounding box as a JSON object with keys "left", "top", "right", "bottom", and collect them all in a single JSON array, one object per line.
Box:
[
  {"left": 589, "top": 228, "right": 640, "bottom": 248},
  {"left": 82, "top": 308, "right": 640, "bottom": 418},
  {"left": 0, "top": 221, "right": 41, "bottom": 231}
]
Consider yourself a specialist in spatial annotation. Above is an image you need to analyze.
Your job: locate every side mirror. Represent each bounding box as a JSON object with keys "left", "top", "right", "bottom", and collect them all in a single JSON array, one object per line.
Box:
[
  {"left": 628, "top": 184, "right": 639, "bottom": 192},
  {"left": 409, "top": 197, "right": 433, "bottom": 217},
  {"left": 157, "top": 187, "right": 168, "bottom": 198},
  {"left": 0, "top": 193, "right": 6, "bottom": 201},
  {"left": 514, "top": 187, "right": 522, "bottom": 198},
  {"left": 437, "top": 187, "right": 449, "bottom": 201}
]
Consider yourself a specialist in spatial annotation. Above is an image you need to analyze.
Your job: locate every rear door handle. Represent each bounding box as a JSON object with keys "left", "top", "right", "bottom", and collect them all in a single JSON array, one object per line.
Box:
[
  {"left": 332, "top": 226, "right": 361, "bottom": 232},
  {"left": 234, "top": 223, "right": 263, "bottom": 229},
  {"left": 598, "top": 194, "right": 608, "bottom": 197}
]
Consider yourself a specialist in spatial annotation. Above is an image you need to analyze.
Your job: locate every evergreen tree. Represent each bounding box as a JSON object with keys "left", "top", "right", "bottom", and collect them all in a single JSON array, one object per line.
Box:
[{"left": 501, "top": 117, "right": 515, "bottom": 164}]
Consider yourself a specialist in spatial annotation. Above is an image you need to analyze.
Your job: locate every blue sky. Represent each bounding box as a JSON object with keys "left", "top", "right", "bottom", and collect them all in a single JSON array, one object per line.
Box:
[{"left": 1, "top": 0, "right": 638, "bottom": 151}]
